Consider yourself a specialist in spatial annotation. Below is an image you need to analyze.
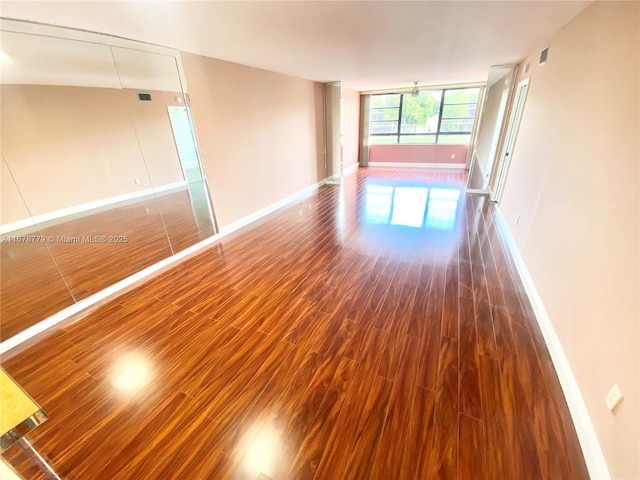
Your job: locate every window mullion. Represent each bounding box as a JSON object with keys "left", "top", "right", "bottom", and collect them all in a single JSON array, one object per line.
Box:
[
  {"left": 397, "top": 94, "right": 404, "bottom": 143},
  {"left": 435, "top": 89, "right": 446, "bottom": 144}
]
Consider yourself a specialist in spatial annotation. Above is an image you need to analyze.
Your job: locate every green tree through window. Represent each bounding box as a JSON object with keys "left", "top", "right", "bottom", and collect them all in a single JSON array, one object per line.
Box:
[{"left": 369, "top": 87, "right": 480, "bottom": 144}]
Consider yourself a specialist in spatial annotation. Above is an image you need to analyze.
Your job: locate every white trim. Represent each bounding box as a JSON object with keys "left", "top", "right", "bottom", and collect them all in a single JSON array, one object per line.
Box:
[
  {"left": 465, "top": 188, "right": 490, "bottom": 195},
  {"left": 0, "top": 18, "right": 179, "bottom": 57},
  {"left": 0, "top": 233, "right": 217, "bottom": 355},
  {"left": 0, "top": 179, "right": 326, "bottom": 355},
  {"left": 368, "top": 162, "right": 466, "bottom": 169},
  {"left": 491, "top": 77, "right": 530, "bottom": 203},
  {"left": 361, "top": 80, "right": 485, "bottom": 96},
  {"left": 219, "top": 180, "right": 325, "bottom": 236},
  {"left": 0, "top": 181, "right": 186, "bottom": 235},
  {"left": 493, "top": 209, "right": 611, "bottom": 480},
  {"left": 343, "top": 162, "right": 359, "bottom": 177}
]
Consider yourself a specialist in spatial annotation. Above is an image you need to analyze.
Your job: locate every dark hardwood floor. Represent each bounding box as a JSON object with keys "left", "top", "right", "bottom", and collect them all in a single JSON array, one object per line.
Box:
[{"left": 1, "top": 167, "right": 588, "bottom": 479}]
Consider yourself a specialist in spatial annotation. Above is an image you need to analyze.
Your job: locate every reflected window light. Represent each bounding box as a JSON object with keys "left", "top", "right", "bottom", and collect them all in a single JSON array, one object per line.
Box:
[
  {"left": 240, "top": 424, "right": 279, "bottom": 477},
  {"left": 365, "top": 185, "right": 393, "bottom": 224},
  {"left": 425, "top": 188, "right": 461, "bottom": 230},
  {"left": 110, "top": 353, "right": 152, "bottom": 393},
  {"left": 390, "top": 187, "right": 429, "bottom": 228}
]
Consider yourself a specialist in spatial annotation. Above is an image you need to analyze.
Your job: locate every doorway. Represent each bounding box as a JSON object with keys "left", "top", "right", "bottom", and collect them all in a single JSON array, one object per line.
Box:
[
  {"left": 324, "top": 81, "right": 343, "bottom": 185},
  {"left": 490, "top": 78, "right": 530, "bottom": 202}
]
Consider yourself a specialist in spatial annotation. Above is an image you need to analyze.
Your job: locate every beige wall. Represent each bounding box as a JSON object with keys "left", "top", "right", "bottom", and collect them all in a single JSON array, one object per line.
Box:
[
  {"left": 122, "top": 89, "right": 186, "bottom": 187},
  {"left": 474, "top": 71, "right": 511, "bottom": 177},
  {"left": 180, "top": 52, "right": 324, "bottom": 229},
  {"left": 498, "top": 2, "right": 639, "bottom": 477},
  {"left": 342, "top": 87, "right": 360, "bottom": 170},
  {"left": 0, "top": 158, "right": 31, "bottom": 225},
  {"left": 369, "top": 144, "right": 468, "bottom": 165},
  {"left": 1, "top": 85, "right": 184, "bottom": 223}
]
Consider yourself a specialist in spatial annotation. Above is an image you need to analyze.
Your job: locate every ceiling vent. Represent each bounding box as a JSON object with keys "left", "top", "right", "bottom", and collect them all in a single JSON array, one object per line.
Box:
[
  {"left": 539, "top": 47, "right": 549, "bottom": 66},
  {"left": 138, "top": 92, "right": 152, "bottom": 101}
]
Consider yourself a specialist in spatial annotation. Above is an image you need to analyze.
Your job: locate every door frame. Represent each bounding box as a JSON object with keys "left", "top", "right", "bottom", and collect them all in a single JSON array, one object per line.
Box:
[
  {"left": 323, "top": 81, "right": 343, "bottom": 185},
  {"left": 490, "top": 77, "right": 530, "bottom": 203}
]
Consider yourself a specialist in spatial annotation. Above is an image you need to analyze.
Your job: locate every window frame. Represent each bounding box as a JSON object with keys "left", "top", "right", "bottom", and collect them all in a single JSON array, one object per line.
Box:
[{"left": 369, "top": 87, "right": 479, "bottom": 145}]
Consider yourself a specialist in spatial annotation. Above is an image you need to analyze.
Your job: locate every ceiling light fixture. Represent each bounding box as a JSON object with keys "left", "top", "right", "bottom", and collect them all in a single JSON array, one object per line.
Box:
[{"left": 411, "top": 81, "right": 420, "bottom": 98}]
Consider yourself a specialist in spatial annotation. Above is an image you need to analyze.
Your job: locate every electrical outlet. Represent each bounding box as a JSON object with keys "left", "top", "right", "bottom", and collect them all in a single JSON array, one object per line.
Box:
[
  {"left": 450, "top": 153, "right": 455, "bottom": 159},
  {"left": 515, "top": 214, "right": 521, "bottom": 225},
  {"left": 134, "top": 178, "right": 141, "bottom": 185},
  {"left": 605, "top": 384, "right": 623, "bottom": 412}
]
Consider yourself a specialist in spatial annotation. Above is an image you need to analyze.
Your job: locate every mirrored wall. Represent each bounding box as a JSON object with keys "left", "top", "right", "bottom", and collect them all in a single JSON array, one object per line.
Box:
[
  {"left": 0, "top": 20, "right": 216, "bottom": 342},
  {"left": 467, "top": 65, "right": 517, "bottom": 193}
]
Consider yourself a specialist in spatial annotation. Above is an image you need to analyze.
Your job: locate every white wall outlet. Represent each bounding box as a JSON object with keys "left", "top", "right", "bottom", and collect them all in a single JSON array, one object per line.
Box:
[
  {"left": 515, "top": 214, "right": 521, "bottom": 224},
  {"left": 134, "top": 178, "right": 141, "bottom": 184},
  {"left": 450, "top": 153, "right": 455, "bottom": 159},
  {"left": 605, "top": 384, "right": 623, "bottom": 412}
]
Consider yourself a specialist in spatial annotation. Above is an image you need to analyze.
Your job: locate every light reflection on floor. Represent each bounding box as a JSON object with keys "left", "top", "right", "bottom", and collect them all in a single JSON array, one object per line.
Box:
[{"left": 338, "top": 169, "right": 468, "bottom": 259}]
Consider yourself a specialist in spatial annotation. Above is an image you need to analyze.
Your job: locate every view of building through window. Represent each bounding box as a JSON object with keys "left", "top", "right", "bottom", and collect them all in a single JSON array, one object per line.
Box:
[{"left": 369, "top": 87, "right": 479, "bottom": 145}]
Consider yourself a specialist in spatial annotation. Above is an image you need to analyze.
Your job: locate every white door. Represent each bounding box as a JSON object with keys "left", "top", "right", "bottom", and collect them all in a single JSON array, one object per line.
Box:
[
  {"left": 490, "top": 78, "right": 530, "bottom": 203},
  {"left": 485, "top": 88, "right": 510, "bottom": 181}
]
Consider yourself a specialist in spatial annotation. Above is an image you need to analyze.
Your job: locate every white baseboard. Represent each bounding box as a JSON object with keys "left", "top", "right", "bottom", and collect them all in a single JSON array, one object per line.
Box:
[
  {"left": 0, "top": 232, "right": 217, "bottom": 355},
  {"left": 0, "top": 179, "right": 325, "bottom": 355},
  {"left": 343, "top": 163, "right": 359, "bottom": 177},
  {"left": 494, "top": 209, "right": 610, "bottom": 480},
  {"left": 0, "top": 181, "right": 187, "bottom": 235},
  {"left": 219, "top": 180, "right": 325, "bottom": 236},
  {"left": 368, "top": 161, "right": 467, "bottom": 169}
]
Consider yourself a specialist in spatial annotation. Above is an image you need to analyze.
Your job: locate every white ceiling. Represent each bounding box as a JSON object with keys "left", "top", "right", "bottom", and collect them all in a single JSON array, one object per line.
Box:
[{"left": 0, "top": 1, "right": 593, "bottom": 91}]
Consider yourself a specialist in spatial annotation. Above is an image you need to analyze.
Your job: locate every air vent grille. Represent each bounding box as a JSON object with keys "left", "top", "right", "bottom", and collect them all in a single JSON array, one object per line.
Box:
[
  {"left": 138, "top": 92, "right": 152, "bottom": 101},
  {"left": 539, "top": 47, "right": 549, "bottom": 66}
]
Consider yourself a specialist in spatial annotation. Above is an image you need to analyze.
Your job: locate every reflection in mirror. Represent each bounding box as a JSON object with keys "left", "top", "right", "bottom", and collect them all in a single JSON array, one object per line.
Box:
[
  {"left": 1, "top": 157, "right": 76, "bottom": 339},
  {"left": 162, "top": 105, "right": 216, "bottom": 252},
  {"left": 467, "top": 65, "right": 516, "bottom": 193},
  {"left": 0, "top": 31, "right": 174, "bottom": 304},
  {"left": 324, "top": 81, "right": 342, "bottom": 185},
  {"left": 110, "top": 47, "right": 215, "bottom": 252},
  {"left": 0, "top": 21, "right": 216, "bottom": 342}
]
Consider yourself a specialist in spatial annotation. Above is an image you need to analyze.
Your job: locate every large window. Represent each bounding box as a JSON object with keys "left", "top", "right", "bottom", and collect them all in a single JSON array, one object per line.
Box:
[{"left": 369, "top": 87, "right": 479, "bottom": 145}]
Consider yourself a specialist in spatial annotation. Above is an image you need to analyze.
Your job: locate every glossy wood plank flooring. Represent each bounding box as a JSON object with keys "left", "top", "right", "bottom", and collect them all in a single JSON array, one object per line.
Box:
[
  {"left": 1, "top": 168, "right": 588, "bottom": 479},
  {"left": 1, "top": 185, "right": 214, "bottom": 340}
]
